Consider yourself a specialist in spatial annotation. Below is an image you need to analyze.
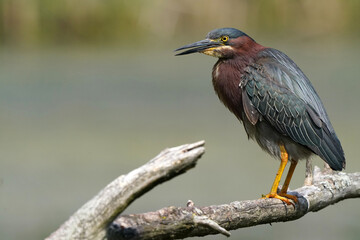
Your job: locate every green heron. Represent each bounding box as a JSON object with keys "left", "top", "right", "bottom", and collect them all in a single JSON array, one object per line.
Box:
[{"left": 175, "top": 28, "right": 345, "bottom": 205}]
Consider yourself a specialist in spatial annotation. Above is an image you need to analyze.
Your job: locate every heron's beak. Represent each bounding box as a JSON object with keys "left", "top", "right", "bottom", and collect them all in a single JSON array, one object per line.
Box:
[{"left": 175, "top": 39, "right": 221, "bottom": 56}]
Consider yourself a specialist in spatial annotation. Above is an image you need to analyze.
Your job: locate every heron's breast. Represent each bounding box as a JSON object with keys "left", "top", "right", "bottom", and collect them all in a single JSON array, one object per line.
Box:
[{"left": 212, "top": 61, "right": 245, "bottom": 121}]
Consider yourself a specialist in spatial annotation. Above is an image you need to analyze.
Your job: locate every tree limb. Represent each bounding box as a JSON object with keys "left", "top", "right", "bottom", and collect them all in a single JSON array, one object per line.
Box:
[
  {"left": 46, "top": 141, "right": 205, "bottom": 240},
  {"left": 107, "top": 167, "right": 360, "bottom": 240},
  {"left": 45, "top": 141, "right": 360, "bottom": 240}
]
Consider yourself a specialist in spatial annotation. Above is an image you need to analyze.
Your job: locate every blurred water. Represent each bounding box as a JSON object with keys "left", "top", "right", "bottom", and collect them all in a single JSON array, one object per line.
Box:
[{"left": 0, "top": 40, "right": 359, "bottom": 240}]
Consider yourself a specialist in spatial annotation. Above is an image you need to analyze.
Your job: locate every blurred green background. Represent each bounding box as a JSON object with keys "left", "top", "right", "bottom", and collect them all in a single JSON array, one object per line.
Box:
[{"left": 0, "top": 1, "right": 359, "bottom": 239}]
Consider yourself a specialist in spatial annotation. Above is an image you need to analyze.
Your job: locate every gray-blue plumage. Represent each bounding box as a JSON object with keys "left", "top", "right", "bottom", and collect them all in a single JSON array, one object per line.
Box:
[
  {"left": 206, "top": 28, "right": 252, "bottom": 41},
  {"left": 241, "top": 48, "right": 345, "bottom": 170}
]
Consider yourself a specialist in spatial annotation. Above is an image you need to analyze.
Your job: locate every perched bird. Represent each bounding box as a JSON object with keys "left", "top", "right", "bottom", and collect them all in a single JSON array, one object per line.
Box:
[{"left": 175, "top": 28, "right": 345, "bottom": 205}]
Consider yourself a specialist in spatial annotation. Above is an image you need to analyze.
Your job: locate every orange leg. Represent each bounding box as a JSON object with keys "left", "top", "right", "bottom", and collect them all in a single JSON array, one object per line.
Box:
[
  {"left": 262, "top": 144, "right": 296, "bottom": 205},
  {"left": 279, "top": 160, "right": 298, "bottom": 203}
]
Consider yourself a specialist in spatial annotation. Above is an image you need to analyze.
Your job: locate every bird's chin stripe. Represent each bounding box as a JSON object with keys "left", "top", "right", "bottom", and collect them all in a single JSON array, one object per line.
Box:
[
  {"left": 202, "top": 46, "right": 232, "bottom": 58},
  {"left": 201, "top": 48, "right": 217, "bottom": 57}
]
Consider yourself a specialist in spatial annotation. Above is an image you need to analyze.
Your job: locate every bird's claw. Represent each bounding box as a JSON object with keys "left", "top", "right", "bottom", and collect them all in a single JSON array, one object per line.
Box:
[
  {"left": 261, "top": 193, "right": 297, "bottom": 207},
  {"left": 279, "top": 192, "right": 298, "bottom": 203}
]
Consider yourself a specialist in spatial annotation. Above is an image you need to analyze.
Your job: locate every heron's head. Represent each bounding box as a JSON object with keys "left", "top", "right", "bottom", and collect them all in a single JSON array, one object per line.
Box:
[{"left": 175, "top": 28, "right": 261, "bottom": 59}]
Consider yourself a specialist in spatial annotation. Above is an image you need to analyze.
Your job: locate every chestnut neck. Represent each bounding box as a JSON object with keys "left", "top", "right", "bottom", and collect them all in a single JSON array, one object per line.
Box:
[
  {"left": 211, "top": 37, "right": 265, "bottom": 121},
  {"left": 230, "top": 36, "right": 264, "bottom": 59},
  {"left": 216, "top": 36, "right": 265, "bottom": 71}
]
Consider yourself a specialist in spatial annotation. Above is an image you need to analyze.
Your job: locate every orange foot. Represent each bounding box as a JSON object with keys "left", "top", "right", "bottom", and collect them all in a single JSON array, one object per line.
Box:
[{"left": 262, "top": 193, "right": 298, "bottom": 206}]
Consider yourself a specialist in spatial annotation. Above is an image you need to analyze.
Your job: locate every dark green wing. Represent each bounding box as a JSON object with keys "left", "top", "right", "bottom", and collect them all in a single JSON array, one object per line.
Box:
[{"left": 241, "top": 48, "right": 345, "bottom": 170}]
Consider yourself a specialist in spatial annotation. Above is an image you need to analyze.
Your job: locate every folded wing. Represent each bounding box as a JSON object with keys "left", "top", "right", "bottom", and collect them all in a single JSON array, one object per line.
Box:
[{"left": 241, "top": 48, "right": 345, "bottom": 170}]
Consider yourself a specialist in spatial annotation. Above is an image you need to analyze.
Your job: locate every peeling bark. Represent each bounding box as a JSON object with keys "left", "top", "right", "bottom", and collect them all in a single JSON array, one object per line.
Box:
[
  {"left": 107, "top": 167, "right": 360, "bottom": 240},
  {"left": 46, "top": 141, "right": 205, "bottom": 240},
  {"left": 45, "top": 141, "right": 360, "bottom": 240}
]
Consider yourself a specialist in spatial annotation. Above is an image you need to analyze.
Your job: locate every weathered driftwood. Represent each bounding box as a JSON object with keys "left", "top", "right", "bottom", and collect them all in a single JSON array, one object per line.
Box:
[
  {"left": 46, "top": 141, "right": 206, "bottom": 240},
  {"left": 46, "top": 141, "right": 360, "bottom": 240},
  {"left": 108, "top": 167, "right": 360, "bottom": 240}
]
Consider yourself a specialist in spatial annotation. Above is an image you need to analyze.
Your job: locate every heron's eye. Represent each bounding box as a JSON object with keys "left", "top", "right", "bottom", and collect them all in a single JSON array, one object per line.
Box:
[{"left": 220, "top": 36, "right": 229, "bottom": 42}]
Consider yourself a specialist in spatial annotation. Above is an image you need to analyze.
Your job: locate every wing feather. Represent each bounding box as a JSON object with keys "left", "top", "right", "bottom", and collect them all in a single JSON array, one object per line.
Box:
[{"left": 241, "top": 51, "right": 345, "bottom": 170}]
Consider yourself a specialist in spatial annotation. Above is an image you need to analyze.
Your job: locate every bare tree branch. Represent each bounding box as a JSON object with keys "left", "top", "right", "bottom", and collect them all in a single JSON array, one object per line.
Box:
[
  {"left": 46, "top": 141, "right": 205, "bottom": 240},
  {"left": 107, "top": 167, "right": 360, "bottom": 240},
  {"left": 45, "top": 141, "right": 360, "bottom": 240}
]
